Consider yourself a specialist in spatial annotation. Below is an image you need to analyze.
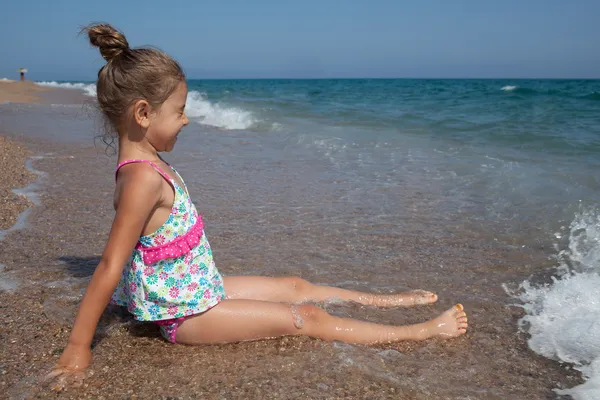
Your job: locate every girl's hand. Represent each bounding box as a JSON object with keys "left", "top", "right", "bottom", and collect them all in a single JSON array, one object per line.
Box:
[{"left": 45, "top": 343, "right": 92, "bottom": 391}]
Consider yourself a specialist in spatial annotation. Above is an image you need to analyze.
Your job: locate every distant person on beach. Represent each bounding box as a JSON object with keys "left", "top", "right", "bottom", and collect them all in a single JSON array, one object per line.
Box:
[
  {"left": 49, "top": 24, "right": 467, "bottom": 386},
  {"left": 19, "top": 68, "right": 27, "bottom": 81}
]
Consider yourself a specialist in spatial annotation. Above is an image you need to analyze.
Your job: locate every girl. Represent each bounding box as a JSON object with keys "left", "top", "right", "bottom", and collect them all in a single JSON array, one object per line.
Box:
[{"left": 50, "top": 24, "right": 467, "bottom": 382}]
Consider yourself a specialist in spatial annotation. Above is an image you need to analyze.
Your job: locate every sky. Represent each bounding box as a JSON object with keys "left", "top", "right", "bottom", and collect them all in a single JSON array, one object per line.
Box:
[{"left": 0, "top": 0, "right": 599, "bottom": 80}]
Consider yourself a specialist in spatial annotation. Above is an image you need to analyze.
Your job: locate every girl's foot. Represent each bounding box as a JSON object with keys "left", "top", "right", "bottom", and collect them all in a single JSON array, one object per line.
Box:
[{"left": 418, "top": 304, "right": 468, "bottom": 339}]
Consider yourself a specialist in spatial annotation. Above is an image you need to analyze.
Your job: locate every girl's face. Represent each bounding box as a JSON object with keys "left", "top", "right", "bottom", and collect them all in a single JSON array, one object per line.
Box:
[{"left": 146, "top": 81, "right": 189, "bottom": 152}]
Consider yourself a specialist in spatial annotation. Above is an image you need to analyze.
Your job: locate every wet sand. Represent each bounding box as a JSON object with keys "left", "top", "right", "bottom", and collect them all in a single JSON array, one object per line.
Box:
[
  {"left": 0, "top": 81, "right": 50, "bottom": 104},
  {"left": 0, "top": 82, "right": 44, "bottom": 231},
  {"left": 0, "top": 80, "right": 90, "bottom": 106},
  {"left": 0, "top": 134, "right": 583, "bottom": 399},
  {"left": 0, "top": 136, "right": 36, "bottom": 230}
]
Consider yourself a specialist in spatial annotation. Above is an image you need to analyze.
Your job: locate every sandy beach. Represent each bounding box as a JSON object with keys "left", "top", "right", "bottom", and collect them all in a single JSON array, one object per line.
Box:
[
  {"left": 0, "top": 82, "right": 583, "bottom": 399},
  {"left": 0, "top": 81, "right": 50, "bottom": 104},
  {"left": 0, "top": 136, "right": 36, "bottom": 231}
]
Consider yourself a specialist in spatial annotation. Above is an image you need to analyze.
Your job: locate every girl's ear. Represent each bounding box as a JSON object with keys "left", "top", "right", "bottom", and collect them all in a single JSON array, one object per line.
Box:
[{"left": 133, "top": 100, "right": 151, "bottom": 129}]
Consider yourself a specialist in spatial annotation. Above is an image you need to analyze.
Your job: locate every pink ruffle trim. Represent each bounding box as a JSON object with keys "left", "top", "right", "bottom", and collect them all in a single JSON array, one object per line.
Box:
[{"left": 136, "top": 216, "right": 204, "bottom": 265}]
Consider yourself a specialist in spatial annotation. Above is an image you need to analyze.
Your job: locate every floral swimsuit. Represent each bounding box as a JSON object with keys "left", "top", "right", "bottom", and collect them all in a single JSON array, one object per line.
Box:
[{"left": 111, "top": 159, "right": 225, "bottom": 343}]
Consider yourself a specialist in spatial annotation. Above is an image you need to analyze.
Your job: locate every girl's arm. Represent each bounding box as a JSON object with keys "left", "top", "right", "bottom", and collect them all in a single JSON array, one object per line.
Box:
[{"left": 49, "top": 166, "right": 164, "bottom": 378}]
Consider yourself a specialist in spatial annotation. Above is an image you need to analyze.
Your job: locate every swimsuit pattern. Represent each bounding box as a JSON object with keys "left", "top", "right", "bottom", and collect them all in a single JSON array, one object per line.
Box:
[{"left": 111, "top": 160, "right": 225, "bottom": 328}]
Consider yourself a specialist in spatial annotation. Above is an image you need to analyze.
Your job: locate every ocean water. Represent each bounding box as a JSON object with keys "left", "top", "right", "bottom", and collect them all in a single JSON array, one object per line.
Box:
[{"left": 6, "top": 78, "right": 600, "bottom": 397}]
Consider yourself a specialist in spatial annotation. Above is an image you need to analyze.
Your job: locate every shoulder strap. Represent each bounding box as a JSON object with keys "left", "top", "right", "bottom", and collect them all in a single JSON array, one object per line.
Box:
[
  {"left": 158, "top": 156, "right": 189, "bottom": 195},
  {"left": 115, "top": 159, "right": 173, "bottom": 183}
]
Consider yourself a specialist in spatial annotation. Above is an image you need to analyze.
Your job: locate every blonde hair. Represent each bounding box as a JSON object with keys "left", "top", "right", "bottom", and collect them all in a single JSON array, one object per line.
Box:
[{"left": 84, "top": 23, "right": 185, "bottom": 137}]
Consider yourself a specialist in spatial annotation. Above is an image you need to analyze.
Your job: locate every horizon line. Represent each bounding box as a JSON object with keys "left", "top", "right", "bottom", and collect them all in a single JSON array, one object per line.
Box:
[
  {"left": 185, "top": 76, "right": 600, "bottom": 80},
  {"left": 24, "top": 76, "right": 600, "bottom": 82}
]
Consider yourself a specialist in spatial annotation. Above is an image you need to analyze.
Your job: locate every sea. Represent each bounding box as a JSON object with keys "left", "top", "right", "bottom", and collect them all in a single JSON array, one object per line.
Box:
[{"left": 4, "top": 78, "right": 600, "bottom": 398}]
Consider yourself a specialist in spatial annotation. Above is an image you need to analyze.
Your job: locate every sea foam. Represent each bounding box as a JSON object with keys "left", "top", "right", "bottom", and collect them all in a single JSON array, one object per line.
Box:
[
  {"left": 34, "top": 82, "right": 257, "bottom": 131},
  {"left": 185, "top": 90, "right": 256, "bottom": 130},
  {"left": 36, "top": 81, "right": 97, "bottom": 97},
  {"left": 514, "top": 209, "right": 600, "bottom": 399}
]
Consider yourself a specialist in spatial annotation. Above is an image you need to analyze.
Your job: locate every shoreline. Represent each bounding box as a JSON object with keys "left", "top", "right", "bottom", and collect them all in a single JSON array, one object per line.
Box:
[
  {"left": 0, "top": 84, "right": 584, "bottom": 398},
  {"left": 0, "top": 136, "right": 37, "bottom": 232},
  {"left": 0, "top": 80, "right": 91, "bottom": 105},
  {"left": 0, "top": 80, "right": 50, "bottom": 104},
  {"left": 0, "top": 81, "right": 51, "bottom": 234}
]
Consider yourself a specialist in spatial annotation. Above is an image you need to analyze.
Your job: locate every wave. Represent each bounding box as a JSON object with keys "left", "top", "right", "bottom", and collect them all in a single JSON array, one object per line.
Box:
[
  {"left": 500, "top": 86, "right": 541, "bottom": 95},
  {"left": 581, "top": 92, "right": 600, "bottom": 101},
  {"left": 185, "top": 91, "right": 256, "bottom": 130},
  {"left": 501, "top": 86, "right": 553, "bottom": 95},
  {"left": 36, "top": 81, "right": 96, "bottom": 97},
  {"left": 500, "top": 86, "right": 600, "bottom": 100},
  {"left": 511, "top": 209, "right": 600, "bottom": 399},
  {"left": 33, "top": 82, "right": 257, "bottom": 131}
]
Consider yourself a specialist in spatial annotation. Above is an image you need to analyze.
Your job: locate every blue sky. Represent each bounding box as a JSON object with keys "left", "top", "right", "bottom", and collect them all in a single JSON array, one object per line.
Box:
[{"left": 0, "top": 0, "right": 598, "bottom": 80}]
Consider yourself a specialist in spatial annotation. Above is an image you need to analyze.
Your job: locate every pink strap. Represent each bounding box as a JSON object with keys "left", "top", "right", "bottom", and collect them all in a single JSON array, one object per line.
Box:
[{"left": 115, "top": 159, "right": 173, "bottom": 183}]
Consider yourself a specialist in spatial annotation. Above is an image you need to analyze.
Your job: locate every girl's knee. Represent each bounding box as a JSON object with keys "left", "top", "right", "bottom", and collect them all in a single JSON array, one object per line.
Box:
[{"left": 290, "top": 304, "right": 326, "bottom": 330}]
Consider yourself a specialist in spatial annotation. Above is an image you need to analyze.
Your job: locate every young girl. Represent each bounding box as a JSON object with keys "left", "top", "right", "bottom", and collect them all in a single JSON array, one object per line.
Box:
[{"left": 50, "top": 24, "right": 467, "bottom": 382}]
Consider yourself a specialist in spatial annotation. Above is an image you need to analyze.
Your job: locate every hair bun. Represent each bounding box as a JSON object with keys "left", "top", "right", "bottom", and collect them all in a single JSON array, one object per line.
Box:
[{"left": 85, "top": 24, "right": 129, "bottom": 62}]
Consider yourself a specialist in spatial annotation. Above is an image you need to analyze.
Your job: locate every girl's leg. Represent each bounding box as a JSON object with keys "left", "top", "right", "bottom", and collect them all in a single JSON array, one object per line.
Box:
[
  {"left": 223, "top": 276, "right": 438, "bottom": 307},
  {"left": 175, "top": 299, "right": 467, "bottom": 345}
]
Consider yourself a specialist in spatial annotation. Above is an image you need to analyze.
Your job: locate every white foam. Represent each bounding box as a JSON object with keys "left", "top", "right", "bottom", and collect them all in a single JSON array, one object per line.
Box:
[
  {"left": 514, "top": 209, "right": 600, "bottom": 399},
  {"left": 0, "top": 156, "right": 46, "bottom": 242},
  {"left": 501, "top": 85, "right": 518, "bottom": 91},
  {"left": 33, "top": 84, "right": 257, "bottom": 130},
  {"left": 36, "top": 81, "right": 96, "bottom": 97},
  {"left": 185, "top": 90, "right": 256, "bottom": 130}
]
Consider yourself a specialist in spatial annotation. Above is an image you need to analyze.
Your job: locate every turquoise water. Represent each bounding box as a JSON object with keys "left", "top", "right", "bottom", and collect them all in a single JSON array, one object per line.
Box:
[
  {"left": 179, "top": 79, "right": 600, "bottom": 240},
  {"left": 10, "top": 78, "right": 600, "bottom": 236},
  {"left": 12, "top": 78, "right": 600, "bottom": 241},
  {"left": 188, "top": 78, "right": 600, "bottom": 152}
]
